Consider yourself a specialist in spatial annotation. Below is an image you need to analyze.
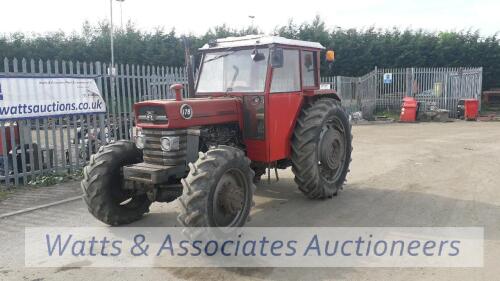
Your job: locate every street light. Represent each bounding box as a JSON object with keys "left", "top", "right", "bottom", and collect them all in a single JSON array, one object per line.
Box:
[
  {"left": 116, "top": 0, "right": 125, "bottom": 29},
  {"left": 109, "top": 0, "right": 125, "bottom": 119},
  {"left": 110, "top": 0, "right": 114, "bottom": 76},
  {"left": 109, "top": 0, "right": 125, "bottom": 76},
  {"left": 248, "top": 15, "right": 255, "bottom": 28}
]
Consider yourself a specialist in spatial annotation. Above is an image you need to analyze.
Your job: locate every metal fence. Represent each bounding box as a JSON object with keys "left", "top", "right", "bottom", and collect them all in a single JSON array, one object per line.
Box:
[
  {"left": 375, "top": 67, "right": 483, "bottom": 116},
  {"left": 0, "top": 58, "right": 188, "bottom": 186},
  {"left": 0, "top": 58, "right": 483, "bottom": 187},
  {"left": 323, "top": 67, "right": 483, "bottom": 119},
  {"left": 320, "top": 76, "right": 359, "bottom": 115}
]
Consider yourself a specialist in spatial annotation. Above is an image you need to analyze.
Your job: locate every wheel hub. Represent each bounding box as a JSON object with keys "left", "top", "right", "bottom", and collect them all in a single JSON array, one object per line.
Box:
[
  {"left": 320, "top": 129, "right": 344, "bottom": 170},
  {"left": 214, "top": 170, "right": 246, "bottom": 225},
  {"left": 318, "top": 121, "right": 346, "bottom": 183}
]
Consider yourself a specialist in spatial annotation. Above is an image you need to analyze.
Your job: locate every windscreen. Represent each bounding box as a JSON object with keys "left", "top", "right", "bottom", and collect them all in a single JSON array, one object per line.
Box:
[{"left": 197, "top": 48, "right": 269, "bottom": 93}]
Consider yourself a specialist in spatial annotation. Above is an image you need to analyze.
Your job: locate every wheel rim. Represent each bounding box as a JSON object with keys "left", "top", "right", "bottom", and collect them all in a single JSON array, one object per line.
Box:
[
  {"left": 212, "top": 168, "right": 248, "bottom": 227},
  {"left": 318, "top": 117, "right": 347, "bottom": 183}
]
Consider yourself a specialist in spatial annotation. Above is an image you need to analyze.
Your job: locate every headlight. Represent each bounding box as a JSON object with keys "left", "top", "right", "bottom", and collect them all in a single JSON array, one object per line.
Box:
[
  {"left": 135, "top": 134, "right": 145, "bottom": 149},
  {"left": 160, "top": 136, "right": 179, "bottom": 151}
]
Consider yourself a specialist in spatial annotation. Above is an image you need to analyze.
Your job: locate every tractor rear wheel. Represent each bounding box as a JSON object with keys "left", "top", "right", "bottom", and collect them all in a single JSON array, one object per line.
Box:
[
  {"left": 81, "top": 140, "right": 152, "bottom": 225},
  {"left": 291, "top": 98, "right": 352, "bottom": 199},
  {"left": 177, "top": 145, "right": 255, "bottom": 228}
]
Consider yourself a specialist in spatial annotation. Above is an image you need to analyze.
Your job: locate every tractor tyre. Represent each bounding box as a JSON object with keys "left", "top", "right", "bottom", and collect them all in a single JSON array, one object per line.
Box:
[
  {"left": 251, "top": 163, "right": 267, "bottom": 183},
  {"left": 177, "top": 145, "right": 255, "bottom": 228},
  {"left": 291, "top": 98, "right": 352, "bottom": 199},
  {"left": 81, "top": 140, "right": 152, "bottom": 225}
]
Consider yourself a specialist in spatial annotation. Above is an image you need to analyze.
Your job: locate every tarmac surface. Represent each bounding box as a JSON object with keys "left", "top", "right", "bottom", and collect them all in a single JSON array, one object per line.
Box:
[{"left": 1, "top": 121, "right": 499, "bottom": 280}]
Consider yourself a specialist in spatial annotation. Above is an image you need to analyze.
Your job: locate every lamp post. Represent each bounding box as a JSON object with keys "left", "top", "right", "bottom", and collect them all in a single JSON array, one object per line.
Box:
[
  {"left": 248, "top": 15, "right": 255, "bottom": 29},
  {"left": 116, "top": 0, "right": 125, "bottom": 29},
  {"left": 109, "top": 0, "right": 124, "bottom": 126},
  {"left": 110, "top": 0, "right": 115, "bottom": 76},
  {"left": 109, "top": 0, "right": 125, "bottom": 75}
]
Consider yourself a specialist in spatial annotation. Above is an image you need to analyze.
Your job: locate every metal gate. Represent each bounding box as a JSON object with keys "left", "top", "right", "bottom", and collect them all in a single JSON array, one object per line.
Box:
[
  {"left": 374, "top": 67, "right": 483, "bottom": 117},
  {"left": 323, "top": 67, "right": 482, "bottom": 119}
]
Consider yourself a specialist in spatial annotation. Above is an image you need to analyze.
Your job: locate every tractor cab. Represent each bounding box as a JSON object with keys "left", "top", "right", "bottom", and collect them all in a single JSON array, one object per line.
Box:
[{"left": 195, "top": 35, "right": 336, "bottom": 162}]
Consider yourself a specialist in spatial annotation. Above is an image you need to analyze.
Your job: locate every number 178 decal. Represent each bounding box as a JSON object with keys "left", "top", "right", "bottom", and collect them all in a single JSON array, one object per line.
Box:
[{"left": 180, "top": 104, "right": 193, "bottom": 119}]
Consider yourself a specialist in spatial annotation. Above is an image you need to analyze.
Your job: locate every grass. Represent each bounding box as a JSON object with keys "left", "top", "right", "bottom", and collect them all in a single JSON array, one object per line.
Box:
[
  {"left": 375, "top": 110, "right": 400, "bottom": 121},
  {"left": 27, "top": 169, "right": 83, "bottom": 187},
  {"left": 0, "top": 170, "right": 82, "bottom": 203},
  {"left": 0, "top": 189, "right": 14, "bottom": 201}
]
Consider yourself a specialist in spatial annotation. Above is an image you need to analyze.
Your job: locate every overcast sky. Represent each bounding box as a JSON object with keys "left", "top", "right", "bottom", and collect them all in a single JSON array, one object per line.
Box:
[{"left": 0, "top": 0, "right": 498, "bottom": 36}]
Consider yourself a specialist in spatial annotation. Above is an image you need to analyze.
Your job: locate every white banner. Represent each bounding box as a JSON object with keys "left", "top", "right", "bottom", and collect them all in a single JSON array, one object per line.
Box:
[
  {"left": 25, "top": 227, "right": 484, "bottom": 268},
  {"left": 0, "top": 77, "right": 106, "bottom": 120}
]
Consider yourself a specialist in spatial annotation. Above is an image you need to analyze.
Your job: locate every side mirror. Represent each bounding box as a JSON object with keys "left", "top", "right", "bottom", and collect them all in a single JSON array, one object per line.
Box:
[
  {"left": 270, "top": 48, "right": 284, "bottom": 68},
  {"left": 251, "top": 48, "right": 266, "bottom": 62}
]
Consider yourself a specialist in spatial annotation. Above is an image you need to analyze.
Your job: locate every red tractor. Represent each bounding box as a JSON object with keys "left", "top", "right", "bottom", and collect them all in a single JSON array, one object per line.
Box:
[{"left": 81, "top": 35, "right": 352, "bottom": 227}]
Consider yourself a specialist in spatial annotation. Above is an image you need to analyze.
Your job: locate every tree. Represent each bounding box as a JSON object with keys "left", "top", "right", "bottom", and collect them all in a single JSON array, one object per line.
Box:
[{"left": 0, "top": 18, "right": 498, "bottom": 89}]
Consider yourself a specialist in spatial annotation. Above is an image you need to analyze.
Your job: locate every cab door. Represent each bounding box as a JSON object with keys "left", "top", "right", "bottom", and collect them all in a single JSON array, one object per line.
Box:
[
  {"left": 266, "top": 48, "right": 304, "bottom": 162},
  {"left": 242, "top": 94, "right": 267, "bottom": 161}
]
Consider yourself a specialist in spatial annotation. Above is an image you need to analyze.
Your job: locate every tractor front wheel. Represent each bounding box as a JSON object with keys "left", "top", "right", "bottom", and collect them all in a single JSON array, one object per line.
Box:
[
  {"left": 177, "top": 145, "right": 255, "bottom": 228},
  {"left": 291, "top": 98, "right": 352, "bottom": 199},
  {"left": 81, "top": 140, "right": 152, "bottom": 225}
]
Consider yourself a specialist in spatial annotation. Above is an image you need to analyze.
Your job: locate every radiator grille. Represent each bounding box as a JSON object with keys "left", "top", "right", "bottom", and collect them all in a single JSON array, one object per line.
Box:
[{"left": 142, "top": 129, "right": 187, "bottom": 166}]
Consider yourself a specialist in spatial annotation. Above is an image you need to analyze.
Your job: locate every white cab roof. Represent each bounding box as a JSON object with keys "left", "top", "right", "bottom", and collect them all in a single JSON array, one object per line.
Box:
[{"left": 199, "top": 35, "right": 325, "bottom": 50}]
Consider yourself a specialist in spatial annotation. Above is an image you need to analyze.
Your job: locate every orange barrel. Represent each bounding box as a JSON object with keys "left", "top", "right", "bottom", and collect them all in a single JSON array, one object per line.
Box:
[
  {"left": 464, "top": 99, "right": 479, "bottom": 121},
  {"left": 400, "top": 97, "right": 418, "bottom": 122}
]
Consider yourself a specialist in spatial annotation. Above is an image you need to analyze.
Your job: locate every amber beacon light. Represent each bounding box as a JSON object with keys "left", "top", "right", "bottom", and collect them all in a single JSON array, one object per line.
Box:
[{"left": 326, "top": 50, "right": 335, "bottom": 62}]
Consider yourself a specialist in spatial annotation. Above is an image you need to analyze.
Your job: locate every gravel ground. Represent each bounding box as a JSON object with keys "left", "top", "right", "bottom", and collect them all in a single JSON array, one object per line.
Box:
[
  {"left": 0, "top": 181, "right": 81, "bottom": 216},
  {"left": 0, "top": 121, "right": 499, "bottom": 280}
]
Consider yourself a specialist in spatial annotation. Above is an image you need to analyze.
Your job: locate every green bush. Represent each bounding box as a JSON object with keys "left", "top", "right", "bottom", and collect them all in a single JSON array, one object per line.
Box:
[{"left": 1, "top": 17, "right": 499, "bottom": 89}]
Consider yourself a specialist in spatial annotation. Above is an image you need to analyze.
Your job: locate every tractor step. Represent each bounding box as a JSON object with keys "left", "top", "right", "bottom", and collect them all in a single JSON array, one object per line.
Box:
[{"left": 123, "top": 162, "right": 184, "bottom": 184}]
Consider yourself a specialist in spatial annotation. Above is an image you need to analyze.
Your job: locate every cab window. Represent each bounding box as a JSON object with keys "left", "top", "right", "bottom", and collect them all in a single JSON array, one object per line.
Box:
[
  {"left": 270, "top": 49, "right": 300, "bottom": 93},
  {"left": 197, "top": 48, "right": 268, "bottom": 93},
  {"left": 301, "top": 51, "right": 317, "bottom": 87}
]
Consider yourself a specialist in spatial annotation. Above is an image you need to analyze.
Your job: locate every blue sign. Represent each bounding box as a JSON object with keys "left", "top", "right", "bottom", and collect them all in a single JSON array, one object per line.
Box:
[
  {"left": 0, "top": 82, "right": 3, "bottom": 100},
  {"left": 383, "top": 73, "right": 393, "bottom": 84}
]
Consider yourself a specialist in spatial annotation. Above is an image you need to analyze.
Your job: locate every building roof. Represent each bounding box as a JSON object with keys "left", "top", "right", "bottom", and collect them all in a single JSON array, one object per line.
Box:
[{"left": 199, "top": 35, "right": 325, "bottom": 50}]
